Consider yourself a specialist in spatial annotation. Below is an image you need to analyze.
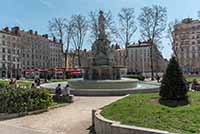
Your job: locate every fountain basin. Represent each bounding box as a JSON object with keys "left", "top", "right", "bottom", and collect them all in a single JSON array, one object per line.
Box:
[{"left": 68, "top": 78, "right": 138, "bottom": 89}]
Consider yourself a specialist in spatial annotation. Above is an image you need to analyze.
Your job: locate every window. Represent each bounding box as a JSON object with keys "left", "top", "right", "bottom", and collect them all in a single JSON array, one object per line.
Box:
[
  {"left": 192, "top": 36, "right": 195, "bottom": 39},
  {"left": 17, "top": 49, "right": 20, "bottom": 54},
  {"left": 7, "top": 48, "right": 11, "bottom": 54},
  {"left": 13, "top": 57, "right": 15, "bottom": 61},
  {"left": 7, "top": 55, "right": 11, "bottom": 61},
  {"left": 198, "top": 40, "right": 200, "bottom": 44},
  {"left": 192, "top": 41, "right": 195, "bottom": 45},
  {"left": 2, "top": 48, "right": 5, "bottom": 53},
  {"left": 2, "top": 40, "right": 5, "bottom": 45},
  {"left": 12, "top": 64, "right": 15, "bottom": 69},
  {"left": 2, "top": 63, "right": 6, "bottom": 68},
  {"left": 2, "top": 55, "right": 5, "bottom": 61},
  {"left": 12, "top": 49, "right": 15, "bottom": 54},
  {"left": 27, "top": 61, "right": 29, "bottom": 65}
]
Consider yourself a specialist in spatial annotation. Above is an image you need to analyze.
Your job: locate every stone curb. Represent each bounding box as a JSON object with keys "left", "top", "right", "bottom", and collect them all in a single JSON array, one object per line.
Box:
[
  {"left": 48, "top": 103, "right": 69, "bottom": 110},
  {"left": 94, "top": 109, "right": 169, "bottom": 134}
]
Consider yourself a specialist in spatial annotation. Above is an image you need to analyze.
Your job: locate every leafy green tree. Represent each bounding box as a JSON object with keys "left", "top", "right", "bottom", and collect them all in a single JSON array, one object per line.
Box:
[{"left": 160, "top": 56, "right": 188, "bottom": 100}]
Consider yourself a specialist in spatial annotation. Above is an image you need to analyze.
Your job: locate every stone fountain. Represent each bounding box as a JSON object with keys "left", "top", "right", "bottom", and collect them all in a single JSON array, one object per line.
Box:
[
  {"left": 68, "top": 11, "right": 137, "bottom": 90},
  {"left": 83, "top": 10, "right": 121, "bottom": 80}
]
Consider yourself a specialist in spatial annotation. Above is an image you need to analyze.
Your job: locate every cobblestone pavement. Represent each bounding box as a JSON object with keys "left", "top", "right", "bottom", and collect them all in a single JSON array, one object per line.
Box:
[{"left": 0, "top": 96, "right": 122, "bottom": 134}]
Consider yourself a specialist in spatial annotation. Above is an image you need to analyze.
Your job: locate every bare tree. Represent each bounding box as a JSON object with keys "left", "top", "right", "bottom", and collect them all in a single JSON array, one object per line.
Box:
[
  {"left": 138, "top": 5, "right": 167, "bottom": 80},
  {"left": 71, "top": 14, "right": 88, "bottom": 67},
  {"left": 64, "top": 21, "right": 73, "bottom": 68},
  {"left": 48, "top": 17, "right": 73, "bottom": 68},
  {"left": 118, "top": 8, "right": 137, "bottom": 65},
  {"left": 88, "top": 10, "right": 116, "bottom": 43},
  {"left": 166, "top": 20, "right": 179, "bottom": 58},
  {"left": 48, "top": 17, "right": 67, "bottom": 44}
]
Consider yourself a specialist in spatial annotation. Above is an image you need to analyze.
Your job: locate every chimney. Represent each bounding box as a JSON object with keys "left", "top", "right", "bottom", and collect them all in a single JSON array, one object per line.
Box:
[
  {"left": 45, "top": 34, "right": 48, "bottom": 38},
  {"left": 29, "top": 30, "right": 33, "bottom": 34},
  {"left": 43, "top": 34, "right": 48, "bottom": 39},
  {"left": 53, "top": 36, "right": 56, "bottom": 42},
  {"left": 3, "top": 27, "right": 9, "bottom": 32},
  {"left": 35, "top": 31, "right": 38, "bottom": 35},
  {"left": 59, "top": 39, "right": 62, "bottom": 44},
  {"left": 11, "top": 26, "right": 20, "bottom": 35}
]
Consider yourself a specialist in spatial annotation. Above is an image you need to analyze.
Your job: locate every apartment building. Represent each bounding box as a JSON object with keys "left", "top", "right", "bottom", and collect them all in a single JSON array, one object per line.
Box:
[
  {"left": 173, "top": 18, "right": 200, "bottom": 73},
  {"left": 127, "top": 41, "right": 168, "bottom": 74},
  {"left": 0, "top": 28, "right": 21, "bottom": 78},
  {"left": 0, "top": 26, "right": 64, "bottom": 78}
]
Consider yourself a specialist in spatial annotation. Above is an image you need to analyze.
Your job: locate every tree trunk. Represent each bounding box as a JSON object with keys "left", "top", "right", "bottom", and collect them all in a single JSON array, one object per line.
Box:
[
  {"left": 64, "top": 52, "right": 67, "bottom": 68},
  {"left": 150, "top": 45, "right": 154, "bottom": 80},
  {"left": 125, "top": 42, "right": 128, "bottom": 68},
  {"left": 77, "top": 49, "right": 81, "bottom": 67}
]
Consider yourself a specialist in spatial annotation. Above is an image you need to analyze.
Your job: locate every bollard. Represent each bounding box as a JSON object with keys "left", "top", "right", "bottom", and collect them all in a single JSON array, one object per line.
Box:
[{"left": 92, "top": 109, "right": 96, "bottom": 127}]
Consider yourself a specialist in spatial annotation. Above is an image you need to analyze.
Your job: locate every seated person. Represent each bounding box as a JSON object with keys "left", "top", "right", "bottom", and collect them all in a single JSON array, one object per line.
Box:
[
  {"left": 55, "top": 84, "right": 62, "bottom": 96},
  {"left": 192, "top": 79, "right": 200, "bottom": 90},
  {"left": 63, "top": 84, "right": 70, "bottom": 96}
]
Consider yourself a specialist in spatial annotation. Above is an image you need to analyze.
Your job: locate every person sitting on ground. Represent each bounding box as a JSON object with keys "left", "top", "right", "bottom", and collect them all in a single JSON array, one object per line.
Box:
[
  {"left": 63, "top": 84, "right": 70, "bottom": 96},
  {"left": 55, "top": 84, "right": 62, "bottom": 97}
]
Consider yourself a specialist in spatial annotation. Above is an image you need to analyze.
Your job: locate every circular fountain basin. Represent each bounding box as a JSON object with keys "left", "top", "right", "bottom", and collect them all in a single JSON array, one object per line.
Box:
[
  {"left": 68, "top": 78, "right": 138, "bottom": 89},
  {"left": 40, "top": 79, "right": 160, "bottom": 96}
]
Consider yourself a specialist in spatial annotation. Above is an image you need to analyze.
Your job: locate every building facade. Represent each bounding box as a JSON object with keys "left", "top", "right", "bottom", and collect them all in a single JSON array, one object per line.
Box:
[
  {"left": 173, "top": 18, "right": 200, "bottom": 73},
  {"left": 0, "top": 28, "right": 21, "bottom": 78},
  {"left": 0, "top": 27, "right": 64, "bottom": 78},
  {"left": 66, "top": 42, "right": 168, "bottom": 76},
  {"left": 127, "top": 42, "right": 168, "bottom": 75}
]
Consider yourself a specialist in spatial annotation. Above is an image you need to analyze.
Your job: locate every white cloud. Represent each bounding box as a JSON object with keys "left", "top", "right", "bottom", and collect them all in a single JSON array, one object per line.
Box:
[{"left": 39, "top": 0, "right": 54, "bottom": 9}]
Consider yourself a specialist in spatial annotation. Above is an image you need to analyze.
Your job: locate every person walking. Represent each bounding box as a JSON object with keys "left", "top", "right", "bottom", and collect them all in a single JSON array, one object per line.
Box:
[{"left": 156, "top": 74, "right": 160, "bottom": 83}]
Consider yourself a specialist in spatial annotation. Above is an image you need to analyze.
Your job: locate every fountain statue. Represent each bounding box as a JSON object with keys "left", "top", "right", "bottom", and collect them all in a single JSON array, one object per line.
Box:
[
  {"left": 68, "top": 10, "right": 137, "bottom": 91},
  {"left": 83, "top": 10, "right": 122, "bottom": 80}
]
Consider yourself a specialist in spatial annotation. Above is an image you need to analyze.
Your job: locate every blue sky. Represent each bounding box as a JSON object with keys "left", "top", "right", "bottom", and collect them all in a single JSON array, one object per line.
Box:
[{"left": 1, "top": 0, "right": 200, "bottom": 59}]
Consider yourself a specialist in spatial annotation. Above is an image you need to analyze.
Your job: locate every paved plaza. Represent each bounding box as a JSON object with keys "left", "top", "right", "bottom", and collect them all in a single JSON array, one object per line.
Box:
[{"left": 0, "top": 96, "right": 122, "bottom": 134}]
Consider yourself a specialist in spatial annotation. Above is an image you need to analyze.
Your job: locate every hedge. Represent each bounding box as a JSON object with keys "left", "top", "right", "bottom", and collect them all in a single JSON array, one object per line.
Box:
[{"left": 0, "top": 87, "right": 53, "bottom": 113}]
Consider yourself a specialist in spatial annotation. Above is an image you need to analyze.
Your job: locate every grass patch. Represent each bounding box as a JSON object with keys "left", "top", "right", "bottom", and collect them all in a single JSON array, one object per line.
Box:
[
  {"left": 185, "top": 76, "right": 200, "bottom": 82},
  {"left": 47, "top": 79, "right": 68, "bottom": 83},
  {"left": 101, "top": 92, "right": 200, "bottom": 133},
  {"left": 0, "top": 80, "right": 32, "bottom": 88}
]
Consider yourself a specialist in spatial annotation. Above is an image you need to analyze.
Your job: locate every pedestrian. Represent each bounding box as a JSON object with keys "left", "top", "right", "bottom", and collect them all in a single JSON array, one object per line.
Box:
[
  {"left": 63, "top": 84, "right": 70, "bottom": 96},
  {"left": 36, "top": 78, "right": 40, "bottom": 87},
  {"left": 156, "top": 74, "right": 160, "bottom": 83}
]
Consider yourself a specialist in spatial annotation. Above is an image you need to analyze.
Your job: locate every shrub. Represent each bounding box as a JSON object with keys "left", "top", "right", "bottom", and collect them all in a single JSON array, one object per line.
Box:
[
  {"left": 126, "top": 74, "right": 145, "bottom": 81},
  {"left": 160, "top": 56, "right": 188, "bottom": 100},
  {"left": 0, "top": 87, "right": 53, "bottom": 113},
  {"left": 0, "top": 82, "right": 8, "bottom": 89}
]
